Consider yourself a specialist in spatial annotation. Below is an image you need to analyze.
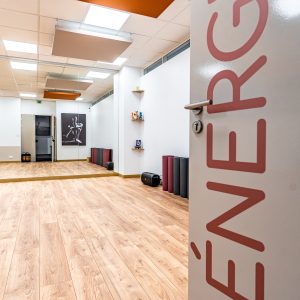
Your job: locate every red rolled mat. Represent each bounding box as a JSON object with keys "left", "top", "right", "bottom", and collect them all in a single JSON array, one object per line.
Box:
[
  {"left": 168, "top": 156, "right": 174, "bottom": 193},
  {"left": 162, "top": 155, "right": 172, "bottom": 191},
  {"left": 93, "top": 148, "right": 97, "bottom": 164},
  {"left": 91, "top": 148, "right": 96, "bottom": 164},
  {"left": 103, "top": 149, "right": 112, "bottom": 167}
]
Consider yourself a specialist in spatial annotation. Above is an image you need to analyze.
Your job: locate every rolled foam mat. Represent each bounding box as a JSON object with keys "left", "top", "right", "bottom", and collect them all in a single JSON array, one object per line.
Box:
[
  {"left": 162, "top": 155, "right": 170, "bottom": 191},
  {"left": 91, "top": 148, "right": 94, "bottom": 163},
  {"left": 173, "top": 157, "right": 181, "bottom": 195},
  {"left": 180, "top": 158, "right": 189, "bottom": 198},
  {"left": 103, "top": 149, "right": 112, "bottom": 167},
  {"left": 96, "top": 149, "right": 100, "bottom": 165},
  {"left": 168, "top": 156, "right": 174, "bottom": 193},
  {"left": 93, "top": 148, "right": 97, "bottom": 164},
  {"left": 99, "top": 148, "right": 104, "bottom": 166}
]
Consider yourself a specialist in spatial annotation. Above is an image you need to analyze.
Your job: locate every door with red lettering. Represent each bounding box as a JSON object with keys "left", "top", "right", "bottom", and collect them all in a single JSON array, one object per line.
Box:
[{"left": 189, "top": 1, "right": 300, "bottom": 299}]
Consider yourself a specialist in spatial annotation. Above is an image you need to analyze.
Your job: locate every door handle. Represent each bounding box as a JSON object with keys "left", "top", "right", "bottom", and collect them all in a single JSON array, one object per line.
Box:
[{"left": 185, "top": 99, "right": 213, "bottom": 115}]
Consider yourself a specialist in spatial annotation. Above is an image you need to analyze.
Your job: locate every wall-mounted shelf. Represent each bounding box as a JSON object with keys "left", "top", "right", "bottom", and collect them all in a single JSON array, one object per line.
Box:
[
  {"left": 131, "top": 118, "right": 144, "bottom": 122},
  {"left": 132, "top": 148, "right": 144, "bottom": 151},
  {"left": 132, "top": 88, "right": 144, "bottom": 94}
]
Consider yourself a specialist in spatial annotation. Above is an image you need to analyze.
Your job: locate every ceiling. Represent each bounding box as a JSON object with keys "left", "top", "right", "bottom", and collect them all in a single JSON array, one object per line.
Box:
[{"left": 0, "top": 0, "right": 191, "bottom": 102}]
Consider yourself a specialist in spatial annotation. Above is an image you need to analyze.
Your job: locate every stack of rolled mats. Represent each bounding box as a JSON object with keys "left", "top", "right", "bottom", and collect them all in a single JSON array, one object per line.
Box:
[{"left": 162, "top": 155, "right": 189, "bottom": 198}]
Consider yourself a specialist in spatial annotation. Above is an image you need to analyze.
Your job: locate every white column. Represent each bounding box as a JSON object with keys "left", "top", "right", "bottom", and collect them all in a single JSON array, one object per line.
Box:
[{"left": 113, "top": 67, "right": 143, "bottom": 176}]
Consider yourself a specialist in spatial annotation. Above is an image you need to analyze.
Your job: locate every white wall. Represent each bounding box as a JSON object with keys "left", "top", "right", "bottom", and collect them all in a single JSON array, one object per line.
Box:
[
  {"left": 140, "top": 49, "right": 190, "bottom": 175},
  {"left": 0, "top": 98, "right": 21, "bottom": 147},
  {"left": 90, "top": 95, "right": 114, "bottom": 149},
  {"left": 0, "top": 98, "right": 21, "bottom": 161},
  {"left": 21, "top": 100, "right": 56, "bottom": 116},
  {"left": 56, "top": 101, "right": 91, "bottom": 161}
]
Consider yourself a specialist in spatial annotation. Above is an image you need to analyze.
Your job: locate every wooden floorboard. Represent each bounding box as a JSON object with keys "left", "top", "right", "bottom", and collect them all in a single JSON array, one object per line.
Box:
[
  {"left": 0, "top": 177, "right": 188, "bottom": 300},
  {"left": 0, "top": 161, "right": 115, "bottom": 182}
]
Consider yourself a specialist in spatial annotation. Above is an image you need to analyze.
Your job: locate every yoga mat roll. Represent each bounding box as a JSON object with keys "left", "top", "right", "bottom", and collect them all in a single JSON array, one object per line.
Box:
[
  {"left": 168, "top": 156, "right": 174, "bottom": 193},
  {"left": 96, "top": 149, "right": 100, "bottom": 165},
  {"left": 162, "top": 155, "right": 170, "bottom": 191},
  {"left": 99, "top": 148, "right": 104, "bottom": 166},
  {"left": 173, "top": 157, "right": 181, "bottom": 195},
  {"left": 103, "top": 149, "right": 111, "bottom": 167},
  {"left": 93, "top": 148, "right": 97, "bottom": 164},
  {"left": 180, "top": 158, "right": 189, "bottom": 199},
  {"left": 91, "top": 148, "right": 94, "bottom": 163}
]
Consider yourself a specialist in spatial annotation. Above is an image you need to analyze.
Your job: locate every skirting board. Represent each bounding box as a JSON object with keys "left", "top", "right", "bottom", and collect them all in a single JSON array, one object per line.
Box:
[
  {"left": 117, "top": 174, "right": 141, "bottom": 178},
  {"left": 0, "top": 161, "right": 20, "bottom": 163},
  {"left": 56, "top": 159, "right": 87, "bottom": 162},
  {"left": 0, "top": 172, "right": 119, "bottom": 184}
]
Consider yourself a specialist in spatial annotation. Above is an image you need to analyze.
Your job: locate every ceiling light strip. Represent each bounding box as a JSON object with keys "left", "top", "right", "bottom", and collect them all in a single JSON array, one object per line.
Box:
[{"left": 0, "top": 55, "right": 118, "bottom": 73}]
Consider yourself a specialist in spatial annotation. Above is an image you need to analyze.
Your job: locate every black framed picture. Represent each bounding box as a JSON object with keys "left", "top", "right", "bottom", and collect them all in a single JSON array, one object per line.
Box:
[{"left": 61, "top": 113, "right": 86, "bottom": 146}]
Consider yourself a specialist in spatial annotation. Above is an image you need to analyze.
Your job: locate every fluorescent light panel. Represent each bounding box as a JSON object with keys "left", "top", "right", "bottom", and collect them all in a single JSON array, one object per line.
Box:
[
  {"left": 76, "top": 97, "right": 84, "bottom": 101},
  {"left": 84, "top": 5, "right": 130, "bottom": 30},
  {"left": 86, "top": 71, "right": 110, "bottom": 79},
  {"left": 98, "top": 57, "right": 128, "bottom": 66},
  {"left": 20, "top": 93, "right": 37, "bottom": 98},
  {"left": 11, "top": 61, "right": 37, "bottom": 71},
  {"left": 4, "top": 40, "right": 37, "bottom": 54}
]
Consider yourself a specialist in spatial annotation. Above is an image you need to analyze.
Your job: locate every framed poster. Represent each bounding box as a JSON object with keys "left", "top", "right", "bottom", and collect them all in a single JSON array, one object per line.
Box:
[{"left": 61, "top": 113, "right": 86, "bottom": 146}]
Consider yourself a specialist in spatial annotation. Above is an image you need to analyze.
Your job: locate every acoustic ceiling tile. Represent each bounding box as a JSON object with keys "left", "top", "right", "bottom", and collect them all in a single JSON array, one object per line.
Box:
[
  {"left": 40, "top": 0, "right": 89, "bottom": 23},
  {"left": 0, "top": 0, "right": 38, "bottom": 14},
  {"left": 0, "top": 9, "right": 38, "bottom": 31}
]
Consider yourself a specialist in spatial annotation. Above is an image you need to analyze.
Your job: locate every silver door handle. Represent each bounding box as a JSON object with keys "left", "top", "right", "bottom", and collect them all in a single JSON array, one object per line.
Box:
[
  {"left": 184, "top": 100, "right": 213, "bottom": 110},
  {"left": 185, "top": 100, "right": 213, "bottom": 115}
]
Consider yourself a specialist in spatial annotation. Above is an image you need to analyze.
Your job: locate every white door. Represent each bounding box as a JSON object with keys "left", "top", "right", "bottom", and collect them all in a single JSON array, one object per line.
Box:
[{"left": 189, "top": 1, "right": 300, "bottom": 299}]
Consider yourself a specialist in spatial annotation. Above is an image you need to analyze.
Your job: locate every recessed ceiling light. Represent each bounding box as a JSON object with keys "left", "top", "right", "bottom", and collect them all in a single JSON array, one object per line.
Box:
[
  {"left": 86, "top": 71, "right": 110, "bottom": 79},
  {"left": 98, "top": 57, "right": 128, "bottom": 66},
  {"left": 3, "top": 40, "right": 37, "bottom": 54},
  {"left": 84, "top": 5, "right": 130, "bottom": 30},
  {"left": 76, "top": 97, "right": 84, "bottom": 101},
  {"left": 20, "top": 93, "right": 37, "bottom": 98},
  {"left": 11, "top": 61, "right": 37, "bottom": 71},
  {"left": 113, "top": 57, "right": 128, "bottom": 66}
]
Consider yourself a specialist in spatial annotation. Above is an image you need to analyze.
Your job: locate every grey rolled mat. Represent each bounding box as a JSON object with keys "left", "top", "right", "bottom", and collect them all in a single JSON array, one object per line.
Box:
[
  {"left": 180, "top": 158, "right": 189, "bottom": 199},
  {"left": 173, "top": 157, "right": 181, "bottom": 195}
]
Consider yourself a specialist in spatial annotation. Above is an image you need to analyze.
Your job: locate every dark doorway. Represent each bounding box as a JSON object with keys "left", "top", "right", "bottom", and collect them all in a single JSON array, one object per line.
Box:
[{"left": 35, "top": 115, "right": 52, "bottom": 162}]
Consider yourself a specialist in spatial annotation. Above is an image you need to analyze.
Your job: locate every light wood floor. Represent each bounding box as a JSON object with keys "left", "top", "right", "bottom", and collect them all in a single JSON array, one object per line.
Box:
[
  {"left": 0, "top": 177, "right": 188, "bottom": 300},
  {"left": 0, "top": 161, "right": 114, "bottom": 181}
]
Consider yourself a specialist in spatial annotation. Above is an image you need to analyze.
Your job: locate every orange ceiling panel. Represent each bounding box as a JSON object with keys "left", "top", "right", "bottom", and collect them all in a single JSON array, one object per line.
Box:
[
  {"left": 44, "top": 91, "right": 81, "bottom": 101},
  {"left": 79, "top": 0, "right": 174, "bottom": 18}
]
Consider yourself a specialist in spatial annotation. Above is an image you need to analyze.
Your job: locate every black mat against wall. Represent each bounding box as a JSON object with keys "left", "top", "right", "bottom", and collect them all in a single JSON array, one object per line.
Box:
[
  {"left": 180, "top": 157, "right": 189, "bottom": 199},
  {"left": 173, "top": 157, "right": 181, "bottom": 195}
]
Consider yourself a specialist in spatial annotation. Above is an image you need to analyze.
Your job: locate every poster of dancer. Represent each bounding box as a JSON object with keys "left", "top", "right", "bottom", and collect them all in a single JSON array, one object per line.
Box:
[{"left": 61, "top": 113, "right": 86, "bottom": 146}]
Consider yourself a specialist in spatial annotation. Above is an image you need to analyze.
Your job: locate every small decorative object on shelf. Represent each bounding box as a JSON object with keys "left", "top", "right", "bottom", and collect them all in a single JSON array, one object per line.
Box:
[
  {"left": 131, "top": 111, "right": 144, "bottom": 121},
  {"left": 135, "top": 139, "right": 142, "bottom": 149},
  {"left": 132, "top": 139, "right": 144, "bottom": 151},
  {"left": 139, "top": 111, "right": 144, "bottom": 120},
  {"left": 132, "top": 86, "right": 144, "bottom": 93}
]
